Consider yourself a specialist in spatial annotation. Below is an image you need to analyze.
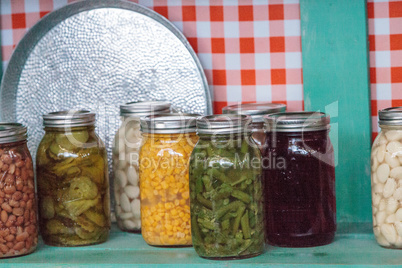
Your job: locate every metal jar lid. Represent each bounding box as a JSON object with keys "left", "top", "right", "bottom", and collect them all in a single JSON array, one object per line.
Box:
[
  {"left": 222, "top": 103, "right": 286, "bottom": 123},
  {"left": 196, "top": 114, "right": 252, "bottom": 134},
  {"left": 0, "top": 123, "right": 28, "bottom": 143},
  {"left": 264, "top": 112, "right": 330, "bottom": 132},
  {"left": 120, "top": 101, "right": 171, "bottom": 117},
  {"left": 140, "top": 113, "right": 199, "bottom": 134},
  {"left": 379, "top": 107, "right": 402, "bottom": 126},
  {"left": 43, "top": 110, "right": 96, "bottom": 127}
]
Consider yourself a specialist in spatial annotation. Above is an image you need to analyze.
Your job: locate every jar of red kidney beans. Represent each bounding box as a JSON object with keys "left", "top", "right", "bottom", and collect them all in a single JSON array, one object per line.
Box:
[
  {"left": 263, "top": 112, "right": 336, "bottom": 247},
  {"left": 222, "top": 103, "right": 286, "bottom": 151},
  {"left": 0, "top": 123, "right": 38, "bottom": 258}
]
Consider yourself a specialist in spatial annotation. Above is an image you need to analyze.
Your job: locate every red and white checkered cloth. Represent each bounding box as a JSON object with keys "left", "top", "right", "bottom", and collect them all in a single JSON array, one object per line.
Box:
[
  {"left": 0, "top": 0, "right": 303, "bottom": 114},
  {"left": 2, "top": 0, "right": 401, "bottom": 139},
  {"left": 368, "top": 0, "right": 402, "bottom": 139}
]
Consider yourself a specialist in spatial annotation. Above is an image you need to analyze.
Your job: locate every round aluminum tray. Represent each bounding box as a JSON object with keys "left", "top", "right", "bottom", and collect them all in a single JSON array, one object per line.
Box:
[{"left": 0, "top": 0, "right": 212, "bottom": 165}]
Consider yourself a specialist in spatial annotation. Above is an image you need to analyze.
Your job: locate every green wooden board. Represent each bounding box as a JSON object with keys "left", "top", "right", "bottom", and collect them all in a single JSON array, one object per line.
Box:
[
  {"left": 300, "top": 0, "right": 372, "bottom": 222},
  {"left": 2, "top": 224, "right": 401, "bottom": 267}
]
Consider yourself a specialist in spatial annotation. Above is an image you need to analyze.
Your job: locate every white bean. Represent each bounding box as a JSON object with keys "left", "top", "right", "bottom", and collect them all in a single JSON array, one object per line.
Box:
[
  {"left": 377, "top": 164, "right": 390, "bottom": 183},
  {"left": 124, "top": 186, "right": 140, "bottom": 199},
  {"left": 395, "top": 236, "right": 402, "bottom": 247},
  {"left": 393, "top": 187, "right": 402, "bottom": 200},
  {"left": 386, "top": 214, "right": 396, "bottom": 223},
  {"left": 120, "top": 193, "right": 131, "bottom": 212},
  {"left": 385, "top": 130, "right": 402, "bottom": 141},
  {"left": 377, "top": 144, "right": 386, "bottom": 163},
  {"left": 127, "top": 166, "right": 139, "bottom": 186},
  {"left": 395, "top": 222, "right": 402, "bottom": 236},
  {"left": 135, "top": 219, "right": 141, "bottom": 228},
  {"left": 385, "top": 153, "right": 400, "bottom": 168},
  {"left": 396, "top": 208, "right": 402, "bottom": 221},
  {"left": 379, "top": 135, "right": 388, "bottom": 145},
  {"left": 390, "top": 167, "right": 402, "bottom": 180},
  {"left": 384, "top": 178, "right": 397, "bottom": 198},
  {"left": 118, "top": 137, "right": 125, "bottom": 154},
  {"left": 372, "top": 173, "right": 379, "bottom": 184},
  {"left": 381, "top": 223, "right": 397, "bottom": 244},
  {"left": 117, "top": 170, "right": 128, "bottom": 188},
  {"left": 376, "top": 233, "right": 391, "bottom": 247},
  {"left": 379, "top": 199, "right": 387, "bottom": 211},
  {"left": 119, "top": 212, "right": 134, "bottom": 220},
  {"left": 386, "top": 197, "right": 399, "bottom": 214},
  {"left": 387, "top": 141, "right": 402, "bottom": 154},
  {"left": 374, "top": 183, "right": 384, "bottom": 194},
  {"left": 114, "top": 189, "right": 121, "bottom": 205},
  {"left": 373, "top": 193, "right": 381, "bottom": 206},
  {"left": 376, "top": 211, "right": 387, "bottom": 225},
  {"left": 373, "top": 226, "right": 381, "bottom": 236},
  {"left": 131, "top": 199, "right": 141, "bottom": 218},
  {"left": 123, "top": 220, "right": 136, "bottom": 229}
]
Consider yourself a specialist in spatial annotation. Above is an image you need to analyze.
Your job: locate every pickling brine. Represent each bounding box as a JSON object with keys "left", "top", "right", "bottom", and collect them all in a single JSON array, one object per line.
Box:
[
  {"left": 189, "top": 115, "right": 264, "bottom": 259},
  {"left": 36, "top": 111, "right": 110, "bottom": 247}
]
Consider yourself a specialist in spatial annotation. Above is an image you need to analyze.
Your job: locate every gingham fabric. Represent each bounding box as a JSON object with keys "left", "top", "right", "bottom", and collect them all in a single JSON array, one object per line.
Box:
[
  {"left": 0, "top": 0, "right": 304, "bottom": 114},
  {"left": 2, "top": 0, "right": 401, "bottom": 139},
  {"left": 368, "top": 0, "right": 402, "bottom": 139}
]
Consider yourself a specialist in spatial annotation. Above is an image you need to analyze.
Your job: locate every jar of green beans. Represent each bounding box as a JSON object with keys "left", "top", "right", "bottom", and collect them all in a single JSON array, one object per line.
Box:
[{"left": 189, "top": 115, "right": 264, "bottom": 259}]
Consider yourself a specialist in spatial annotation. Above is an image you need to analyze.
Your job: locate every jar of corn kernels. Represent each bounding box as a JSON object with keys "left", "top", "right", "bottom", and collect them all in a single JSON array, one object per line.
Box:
[{"left": 139, "top": 113, "right": 199, "bottom": 246}]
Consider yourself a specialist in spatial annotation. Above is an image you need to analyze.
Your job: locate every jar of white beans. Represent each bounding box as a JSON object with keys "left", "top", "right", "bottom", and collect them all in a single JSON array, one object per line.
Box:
[
  {"left": 112, "top": 101, "right": 171, "bottom": 232},
  {"left": 371, "top": 107, "right": 402, "bottom": 248}
]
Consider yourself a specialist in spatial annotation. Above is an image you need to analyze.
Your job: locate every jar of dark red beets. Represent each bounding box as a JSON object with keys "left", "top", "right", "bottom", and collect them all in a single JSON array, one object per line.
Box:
[{"left": 262, "top": 112, "right": 336, "bottom": 247}]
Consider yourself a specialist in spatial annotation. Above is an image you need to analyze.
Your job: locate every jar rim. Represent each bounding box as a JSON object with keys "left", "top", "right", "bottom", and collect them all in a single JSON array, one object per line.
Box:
[
  {"left": 379, "top": 106, "right": 402, "bottom": 126},
  {"left": 43, "top": 110, "right": 96, "bottom": 127},
  {"left": 140, "top": 113, "right": 199, "bottom": 134},
  {"left": 120, "top": 101, "right": 171, "bottom": 116},
  {"left": 0, "top": 123, "right": 27, "bottom": 143},
  {"left": 222, "top": 102, "right": 286, "bottom": 123},
  {"left": 264, "top": 112, "right": 330, "bottom": 132},
  {"left": 196, "top": 114, "right": 252, "bottom": 134}
]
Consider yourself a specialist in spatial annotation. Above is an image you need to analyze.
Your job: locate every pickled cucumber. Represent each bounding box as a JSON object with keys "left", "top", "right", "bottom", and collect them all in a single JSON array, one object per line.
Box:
[{"left": 36, "top": 126, "right": 110, "bottom": 247}]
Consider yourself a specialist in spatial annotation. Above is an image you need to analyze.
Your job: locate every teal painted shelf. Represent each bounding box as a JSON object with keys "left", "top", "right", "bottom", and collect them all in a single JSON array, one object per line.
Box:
[{"left": 2, "top": 223, "right": 402, "bottom": 267}]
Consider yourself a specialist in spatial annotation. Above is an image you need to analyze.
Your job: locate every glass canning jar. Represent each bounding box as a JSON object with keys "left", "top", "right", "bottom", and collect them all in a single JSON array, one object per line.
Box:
[
  {"left": 222, "top": 103, "right": 286, "bottom": 151},
  {"left": 112, "top": 101, "right": 170, "bottom": 232},
  {"left": 189, "top": 114, "right": 264, "bottom": 259},
  {"left": 0, "top": 123, "right": 38, "bottom": 258},
  {"left": 36, "top": 111, "right": 110, "bottom": 246},
  {"left": 263, "top": 112, "right": 336, "bottom": 247},
  {"left": 139, "top": 113, "right": 199, "bottom": 246},
  {"left": 371, "top": 107, "right": 402, "bottom": 248}
]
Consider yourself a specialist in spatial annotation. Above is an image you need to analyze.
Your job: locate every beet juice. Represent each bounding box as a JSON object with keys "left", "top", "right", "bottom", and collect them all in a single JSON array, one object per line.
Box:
[{"left": 262, "top": 112, "right": 336, "bottom": 247}]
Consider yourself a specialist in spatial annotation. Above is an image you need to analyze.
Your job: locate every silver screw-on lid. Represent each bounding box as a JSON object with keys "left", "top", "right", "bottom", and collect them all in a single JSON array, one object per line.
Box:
[
  {"left": 379, "top": 107, "right": 402, "bottom": 126},
  {"left": 141, "top": 113, "right": 199, "bottom": 134},
  {"left": 120, "top": 101, "right": 171, "bottom": 117},
  {"left": 196, "top": 114, "right": 251, "bottom": 134},
  {"left": 264, "top": 112, "right": 330, "bottom": 132},
  {"left": 222, "top": 103, "right": 286, "bottom": 123},
  {"left": 0, "top": 123, "right": 27, "bottom": 143},
  {"left": 43, "top": 110, "right": 96, "bottom": 127}
]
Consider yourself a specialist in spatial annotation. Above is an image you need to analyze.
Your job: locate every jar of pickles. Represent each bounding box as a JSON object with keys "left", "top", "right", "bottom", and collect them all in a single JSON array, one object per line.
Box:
[
  {"left": 189, "top": 115, "right": 264, "bottom": 259},
  {"left": 139, "top": 113, "right": 199, "bottom": 246},
  {"left": 222, "top": 103, "right": 286, "bottom": 151},
  {"left": 263, "top": 112, "right": 336, "bottom": 247},
  {"left": 0, "top": 123, "right": 38, "bottom": 258},
  {"left": 112, "top": 101, "right": 171, "bottom": 232},
  {"left": 36, "top": 110, "right": 110, "bottom": 246},
  {"left": 371, "top": 107, "right": 402, "bottom": 248}
]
